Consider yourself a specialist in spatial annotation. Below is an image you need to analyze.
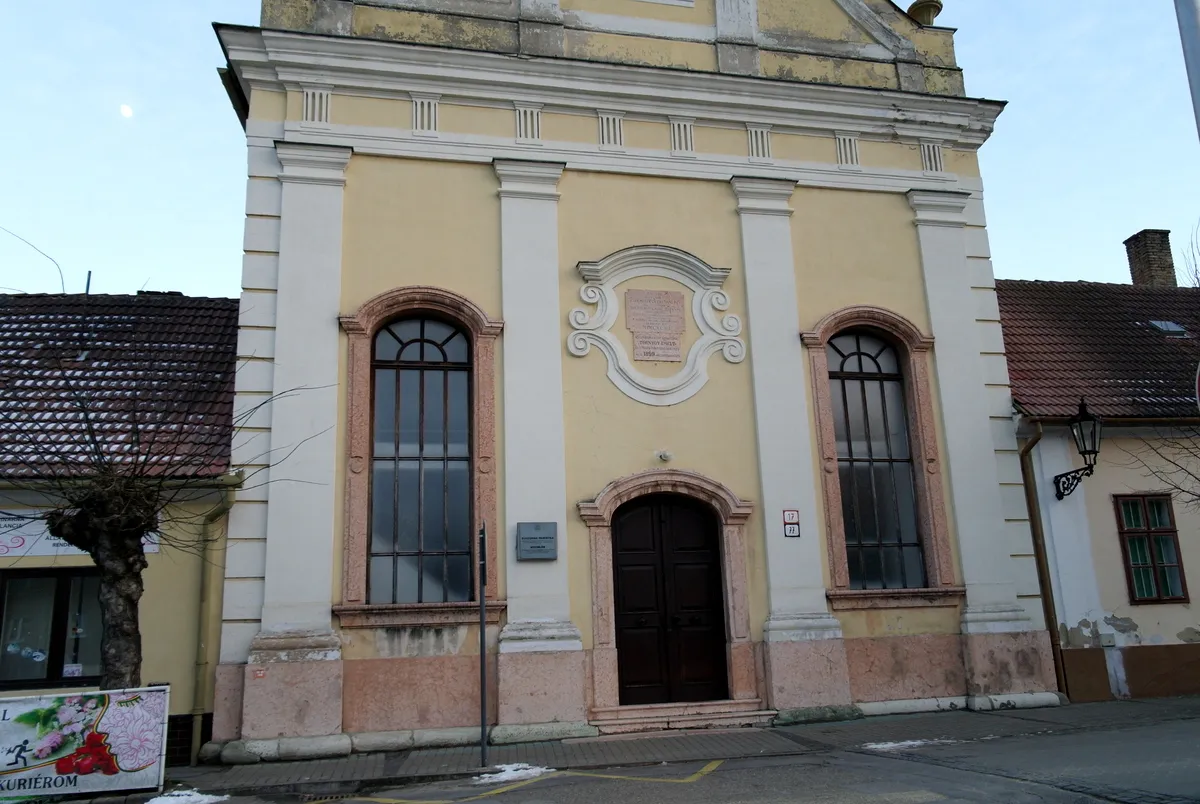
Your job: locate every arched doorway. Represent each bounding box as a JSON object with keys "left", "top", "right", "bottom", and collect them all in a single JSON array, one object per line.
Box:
[
  {"left": 579, "top": 469, "right": 759, "bottom": 721},
  {"left": 612, "top": 494, "right": 728, "bottom": 705}
]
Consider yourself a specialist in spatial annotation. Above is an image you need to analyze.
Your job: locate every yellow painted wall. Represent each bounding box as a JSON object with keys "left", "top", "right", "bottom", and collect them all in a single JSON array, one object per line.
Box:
[
  {"left": 331, "top": 94, "right": 411, "bottom": 129},
  {"left": 338, "top": 155, "right": 507, "bottom": 598},
  {"left": 943, "top": 149, "right": 981, "bottom": 178},
  {"left": 440, "top": 104, "right": 514, "bottom": 139},
  {"left": 857, "top": 140, "right": 923, "bottom": 173},
  {"left": 760, "top": 51, "right": 899, "bottom": 90},
  {"left": 542, "top": 113, "right": 600, "bottom": 145},
  {"left": 837, "top": 606, "right": 961, "bottom": 638},
  {"left": 556, "top": 171, "right": 765, "bottom": 646},
  {"left": 791, "top": 188, "right": 929, "bottom": 333},
  {"left": 772, "top": 132, "right": 837, "bottom": 164},
  {"left": 562, "top": 0, "right": 716, "bottom": 26},
  {"left": 693, "top": 125, "right": 746, "bottom": 157},
  {"left": 564, "top": 30, "right": 718, "bottom": 71},
  {"left": 352, "top": 5, "right": 519, "bottom": 53},
  {"left": 624, "top": 120, "right": 669, "bottom": 151},
  {"left": 0, "top": 509, "right": 225, "bottom": 715},
  {"left": 249, "top": 89, "right": 286, "bottom": 122},
  {"left": 1084, "top": 440, "right": 1200, "bottom": 645},
  {"left": 758, "top": 0, "right": 872, "bottom": 44}
]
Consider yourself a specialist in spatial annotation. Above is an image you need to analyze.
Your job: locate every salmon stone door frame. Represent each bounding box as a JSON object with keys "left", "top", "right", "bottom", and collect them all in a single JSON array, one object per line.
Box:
[
  {"left": 336, "top": 285, "right": 503, "bottom": 627},
  {"left": 579, "top": 469, "right": 757, "bottom": 712}
]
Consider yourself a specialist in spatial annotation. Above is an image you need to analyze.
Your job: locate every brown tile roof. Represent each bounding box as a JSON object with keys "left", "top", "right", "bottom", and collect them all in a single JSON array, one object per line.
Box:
[
  {"left": 996, "top": 280, "right": 1200, "bottom": 420},
  {"left": 0, "top": 293, "right": 239, "bottom": 479}
]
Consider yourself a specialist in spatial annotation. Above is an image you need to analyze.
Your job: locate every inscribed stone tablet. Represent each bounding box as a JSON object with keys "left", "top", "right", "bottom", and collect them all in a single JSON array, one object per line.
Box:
[
  {"left": 625, "top": 289, "right": 685, "bottom": 334},
  {"left": 633, "top": 333, "right": 683, "bottom": 361}
]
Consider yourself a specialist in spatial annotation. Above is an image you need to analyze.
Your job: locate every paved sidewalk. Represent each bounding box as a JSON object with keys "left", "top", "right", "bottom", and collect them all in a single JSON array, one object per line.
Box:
[{"left": 153, "top": 697, "right": 1200, "bottom": 799}]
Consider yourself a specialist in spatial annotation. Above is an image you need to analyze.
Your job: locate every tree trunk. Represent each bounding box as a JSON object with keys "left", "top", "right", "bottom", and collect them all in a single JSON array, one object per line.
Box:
[{"left": 94, "top": 538, "right": 147, "bottom": 691}]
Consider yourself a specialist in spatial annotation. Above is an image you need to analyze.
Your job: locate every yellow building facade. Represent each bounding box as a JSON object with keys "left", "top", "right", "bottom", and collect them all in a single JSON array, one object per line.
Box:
[{"left": 213, "top": 0, "right": 1056, "bottom": 755}]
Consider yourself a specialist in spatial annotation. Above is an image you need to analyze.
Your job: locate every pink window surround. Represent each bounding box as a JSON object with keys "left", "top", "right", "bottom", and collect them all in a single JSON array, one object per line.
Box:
[
  {"left": 801, "top": 306, "right": 963, "bottom": 610},
  {"left": 579, "top": 469, "right": 760, "bottom": 714},
  {"left": 335, "top": 286, "right": 505, "bottom": 628}
]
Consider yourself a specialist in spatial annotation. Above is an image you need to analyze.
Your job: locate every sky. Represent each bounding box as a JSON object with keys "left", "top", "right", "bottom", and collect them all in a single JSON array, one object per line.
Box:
[{"left": 1, "top": 2, "right": 1198, "bottom": 298}]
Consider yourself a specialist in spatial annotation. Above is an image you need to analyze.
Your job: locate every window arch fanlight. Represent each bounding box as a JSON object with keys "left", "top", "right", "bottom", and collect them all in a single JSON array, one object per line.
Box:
[
  {"left": 802, "top": 306, "right": 961, "bottom": 609},
  {"left": 336, "top": 287, "right": 504, "bottom": 628}
]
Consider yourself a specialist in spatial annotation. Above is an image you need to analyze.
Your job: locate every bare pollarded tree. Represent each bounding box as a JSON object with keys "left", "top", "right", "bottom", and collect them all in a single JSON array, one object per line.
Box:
[{"left": 0, "top": 293, "right": 272, "bottom": 690}]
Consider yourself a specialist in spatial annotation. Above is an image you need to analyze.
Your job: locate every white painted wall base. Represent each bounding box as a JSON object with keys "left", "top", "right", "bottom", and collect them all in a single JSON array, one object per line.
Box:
[
  {"left": 966, "top": 692, "right": 1063, "bottom": 711},
  {"left": 856, "top": 697, "right": 967, "bottom": 717},
  {"left": 498, "top": 619, "right": 584, "bottom": 653}
]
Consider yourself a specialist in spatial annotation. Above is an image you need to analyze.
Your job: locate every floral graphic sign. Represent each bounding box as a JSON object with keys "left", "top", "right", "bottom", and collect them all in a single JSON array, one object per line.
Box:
[{"left": 0, "top": 687, "right": 168, "bottom": 797}]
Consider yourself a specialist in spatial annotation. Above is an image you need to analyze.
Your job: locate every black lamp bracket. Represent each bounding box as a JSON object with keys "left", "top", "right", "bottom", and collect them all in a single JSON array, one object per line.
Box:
[{"left": 1053, "top": 466, "right": 1093, "bottom": 500}]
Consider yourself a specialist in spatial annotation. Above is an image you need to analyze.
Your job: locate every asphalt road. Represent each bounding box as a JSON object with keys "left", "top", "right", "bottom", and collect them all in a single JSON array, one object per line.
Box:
[{"left": 230, "top": 716, "right": 1200, "bottom": 804}]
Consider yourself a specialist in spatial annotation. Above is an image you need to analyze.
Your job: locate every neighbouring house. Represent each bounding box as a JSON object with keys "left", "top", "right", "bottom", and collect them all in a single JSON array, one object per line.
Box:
[
  {"left": 998, "top": 229, "right": 1200, "bottom": 703},
  {"left": 210, "top": 0, "right": 1060, "bottom": 755},
  {"left": 0, "top": 291, "right": 239, "bottom": 764}
]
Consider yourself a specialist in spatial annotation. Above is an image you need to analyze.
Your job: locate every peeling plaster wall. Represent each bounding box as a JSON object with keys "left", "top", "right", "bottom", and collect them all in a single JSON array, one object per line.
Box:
[{"left": 257, "top": 0, "right": 966, "bottom": 95}]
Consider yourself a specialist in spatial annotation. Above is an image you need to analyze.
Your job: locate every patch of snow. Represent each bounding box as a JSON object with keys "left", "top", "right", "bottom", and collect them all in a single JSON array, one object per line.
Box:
[
  {"left": 861, "top": 739, "right": 959, "bottom": 752},
  {"left": 145, "top": 791, "right": 229, "bottom": 804},
  {"left": 472, "top": 763, "right": 555, "bottom": 785}
]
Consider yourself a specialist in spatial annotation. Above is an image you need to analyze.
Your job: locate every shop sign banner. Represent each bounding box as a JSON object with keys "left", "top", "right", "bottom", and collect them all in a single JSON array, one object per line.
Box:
[
  {"left": 0, "top": 512, "right": 159, "bottom": 557},
  {"left": 0, "top": 687, "right": 168, "bottom": 797}
]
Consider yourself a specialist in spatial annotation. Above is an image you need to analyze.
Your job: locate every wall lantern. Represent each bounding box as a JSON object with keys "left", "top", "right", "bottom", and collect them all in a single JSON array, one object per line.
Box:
[{"left": 1053, "top": 398, "right": 1103, "bottom": 500}]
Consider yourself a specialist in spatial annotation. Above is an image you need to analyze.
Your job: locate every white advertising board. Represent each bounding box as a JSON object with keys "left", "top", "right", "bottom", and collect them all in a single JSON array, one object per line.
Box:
[
  {"left": 0, "top": 686, "right": 168, "bottom": 797},
  {"left": 0, "top": 513, "right": 158, "bottom": 557}
]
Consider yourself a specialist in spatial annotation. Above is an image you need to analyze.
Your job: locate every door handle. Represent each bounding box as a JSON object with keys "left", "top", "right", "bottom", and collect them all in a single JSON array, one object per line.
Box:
[
  {"left": 637, "top": 616, "right": 648, "bottom": 627},
  {"left": 670, "top": 615, "right": 682, "bottom": 629}
]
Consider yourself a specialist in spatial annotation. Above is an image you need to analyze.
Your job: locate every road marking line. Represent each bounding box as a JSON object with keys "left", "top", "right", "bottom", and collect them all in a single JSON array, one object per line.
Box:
[
  {"left": 561, "top": 759, "right": 724, "bottom": 784},
  {"left": 338, "top": 759, "right": 724, "bottom": 803}
]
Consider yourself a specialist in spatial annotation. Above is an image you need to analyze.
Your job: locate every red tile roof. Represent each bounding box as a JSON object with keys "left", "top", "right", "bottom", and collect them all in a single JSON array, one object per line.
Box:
[
  {"left": 0, "top": 293, "right": 239, "bottom": 479},
  {"left": 996, "top": 280, "right": 1200, "bottom": 420}
]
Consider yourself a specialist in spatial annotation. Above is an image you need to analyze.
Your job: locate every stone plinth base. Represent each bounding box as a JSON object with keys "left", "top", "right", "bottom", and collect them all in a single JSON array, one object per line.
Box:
[
  {"left": 497, "top": 649, "right": 587, "bottom": 725},
  {"left": 763, "top": 638, "right": 852, "bottom": 712},
  {"left": 962, "top": 630, "right": 1056, "bottom": 697},
  {"left": 241, "top": 630, "right": 344, "bottom": 740}
]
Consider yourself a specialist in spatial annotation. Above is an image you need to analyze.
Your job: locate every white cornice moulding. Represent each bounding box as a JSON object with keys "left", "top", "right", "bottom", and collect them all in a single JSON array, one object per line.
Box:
[
  {"left": 261, "top": 118, "right": 983, "bottom": 196},
  {"left": 730, "top": 177, "right": 796, "bottom": 216},
  {"left": 275, "top": 143, "right": 353, "bottom": 185},
  {"left": 907, "top": 189, "right": 970, "bottom": 228},
  {"left": 567, "top": 245, "right": 745, "bottom": 406},
  {"left": 217, "top": 27, "right": 1004, "bottom": 148},
  {"left": 494, "top": 159, "right": 565, "bottom": 199}
]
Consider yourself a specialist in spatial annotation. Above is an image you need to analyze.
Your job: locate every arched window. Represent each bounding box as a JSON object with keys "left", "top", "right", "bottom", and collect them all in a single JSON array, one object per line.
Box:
[
  {"left": 370, "top": 318, "right": 473, "bottom": 604},
  {"left": 826, "top": 330, "right": 926, "bottom": 590}
]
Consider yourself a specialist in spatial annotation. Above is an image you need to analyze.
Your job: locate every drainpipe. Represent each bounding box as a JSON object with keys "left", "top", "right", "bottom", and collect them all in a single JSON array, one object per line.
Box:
[
  {"left": 1018, "top": 423, "right": 1068, "bottom": 698},
  {"left": 191, "top": 489, "right": 232, "bottom": 765}
]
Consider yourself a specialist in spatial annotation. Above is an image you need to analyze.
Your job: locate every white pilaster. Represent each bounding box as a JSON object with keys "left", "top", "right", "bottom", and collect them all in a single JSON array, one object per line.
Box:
[
  {"left": 258, "top": 143, "right": 352, "bottom": 637},
  {"left": 908, "top": 189, "right": 1029, "bottom": 634},
  {"left": 494, "top": 160, "right": 580, "bottom": 652},
  {"left": 732, "top": 178, "right": 842, "bottom": 640}
]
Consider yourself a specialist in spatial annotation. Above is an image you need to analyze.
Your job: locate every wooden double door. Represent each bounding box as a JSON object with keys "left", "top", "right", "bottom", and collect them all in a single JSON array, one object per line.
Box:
[{"left": 612, "top": 493, "right": 729, "bottom": 705}]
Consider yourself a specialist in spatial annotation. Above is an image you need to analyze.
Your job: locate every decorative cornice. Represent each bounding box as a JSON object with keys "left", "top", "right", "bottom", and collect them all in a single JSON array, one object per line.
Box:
[
  {"left": 275, "top": 142, "right": 352, "bottom": 185},
  {"left": 577, "top": 244, "right": 730, "bottom": 288},
  {"left": 730, "top": 177, "right": 796, "bottom": 216},
  {"left": 568, "top": 245, "right": 745, "bottom": 406},
  {"left": 907, "top": 189, "right": 971, "bottom": 228},
  {"left": 219, "top": 27, "right": 1005, "bottom": 149},
  {"left": 493, "top": 159, "right": 565, "bottom": 199}
]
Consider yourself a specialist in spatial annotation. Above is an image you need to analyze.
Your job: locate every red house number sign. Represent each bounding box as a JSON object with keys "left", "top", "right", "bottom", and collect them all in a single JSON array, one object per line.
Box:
[{"left": 783, "top": 510, "right": 800, "bottom": 537}]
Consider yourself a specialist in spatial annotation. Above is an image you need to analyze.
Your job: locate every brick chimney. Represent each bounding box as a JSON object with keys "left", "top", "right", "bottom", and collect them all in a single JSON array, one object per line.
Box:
[{"left": 1124, "top": 229, "right": 1177, "bottom": 288}]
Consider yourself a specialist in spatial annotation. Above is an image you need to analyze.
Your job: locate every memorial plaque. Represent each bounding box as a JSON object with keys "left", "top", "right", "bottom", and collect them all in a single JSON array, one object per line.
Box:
[{"left": 625, "top": 289, "right": 685, "bottom": 362}]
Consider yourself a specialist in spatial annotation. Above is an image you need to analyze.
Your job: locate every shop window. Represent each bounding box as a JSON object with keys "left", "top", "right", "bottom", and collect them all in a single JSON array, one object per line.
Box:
[
  {"left": 369, "top": 317, "right": 473, "bottom": 604},
  {"left": 827, "top": 330, "right": 926, "bottom": 589},
  {"left": 1115, "top": 495, "right": 1189, "bottom": 603},
  {"left": 0, "top": 571, "right": 101, "bottom": 689}
]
